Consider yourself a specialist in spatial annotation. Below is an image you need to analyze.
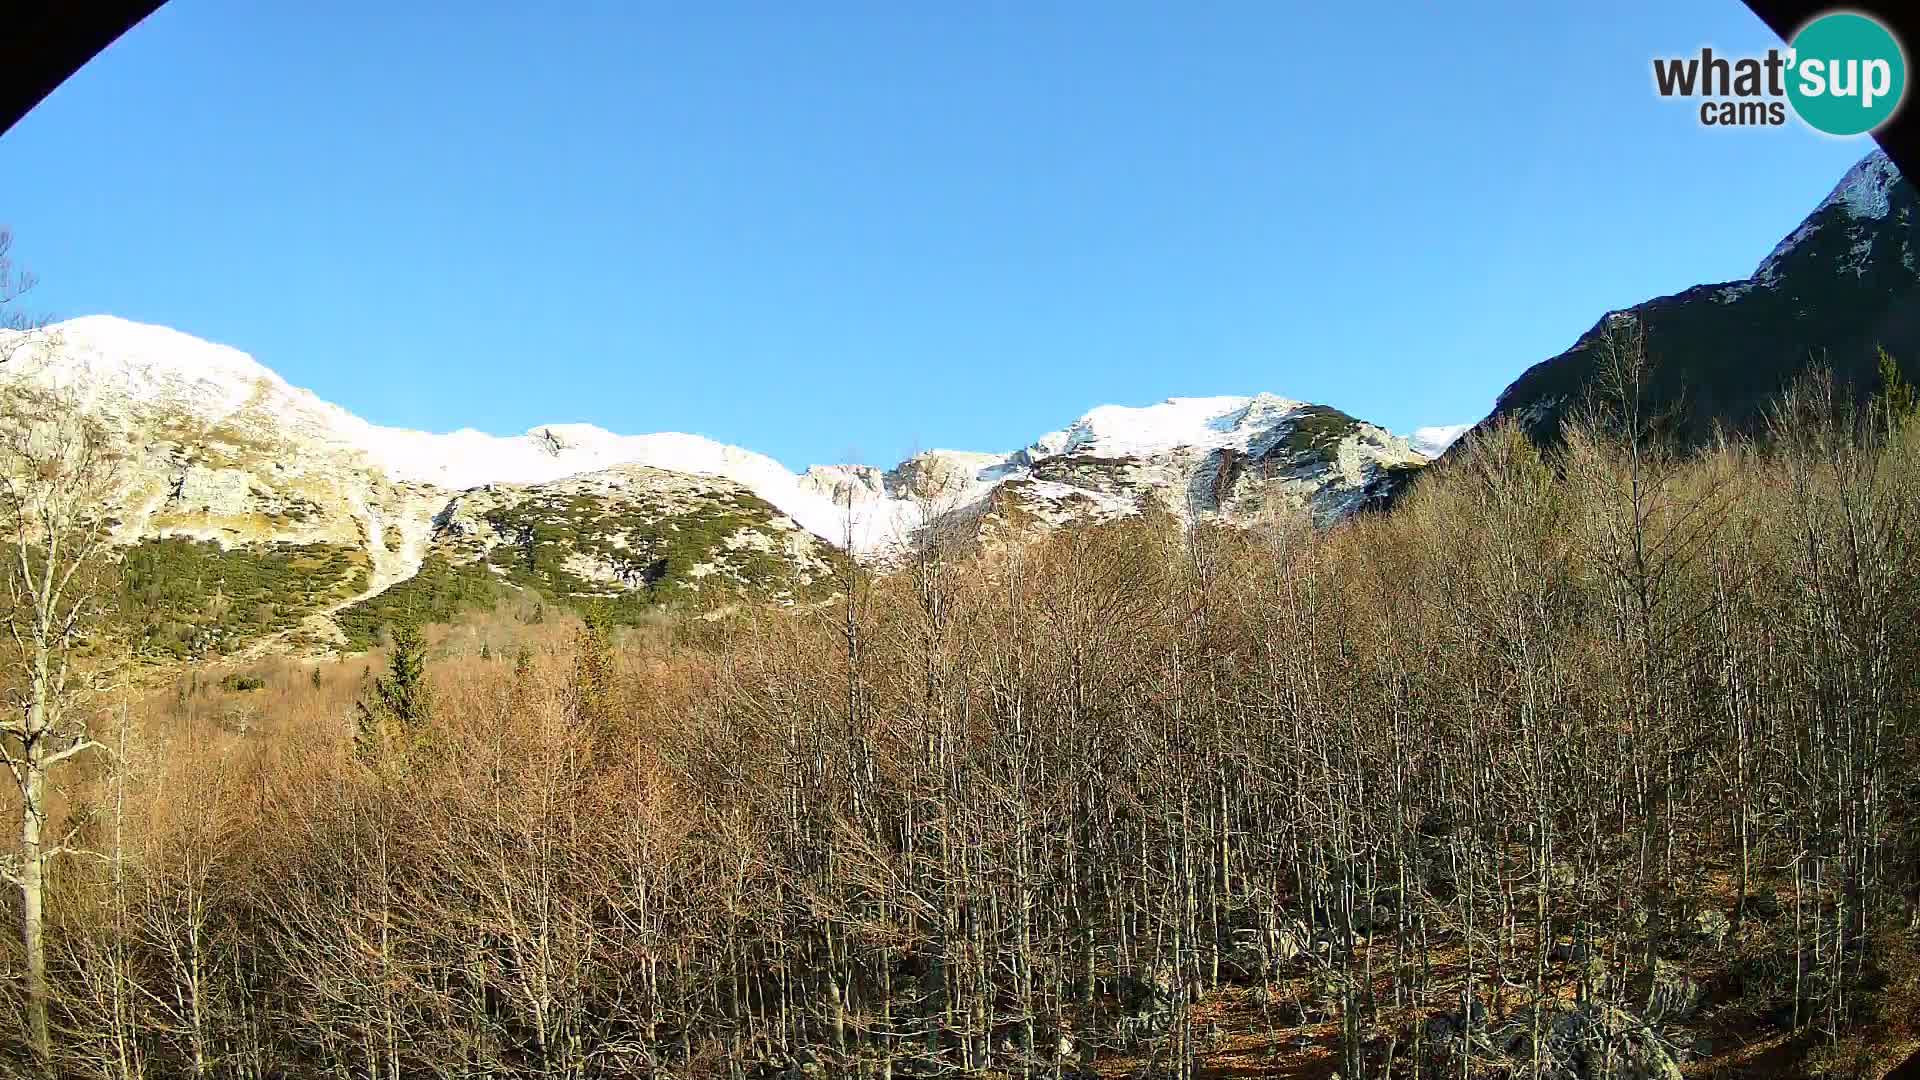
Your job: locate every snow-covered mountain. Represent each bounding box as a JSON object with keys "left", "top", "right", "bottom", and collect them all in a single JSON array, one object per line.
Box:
[
  {"left": 0, "top": 315, "right": 1451, "bottom": 655},
  {"left": 817, "top": 394, "right": 1435, "bottom": 550},
  {"left": 6, "top": 315, "right": 893, "bottom": 552}
]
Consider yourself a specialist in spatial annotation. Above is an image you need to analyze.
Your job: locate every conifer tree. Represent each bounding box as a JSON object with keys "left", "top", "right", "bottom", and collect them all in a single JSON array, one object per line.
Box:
[{"left": 355, "top": 622, "right": 433, "bottom": 770}]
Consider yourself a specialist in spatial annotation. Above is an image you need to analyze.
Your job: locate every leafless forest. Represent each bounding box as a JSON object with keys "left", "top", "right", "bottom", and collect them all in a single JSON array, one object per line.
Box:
[{"left": 6, "top": 368, "right": 1920, "bottom": 1080}]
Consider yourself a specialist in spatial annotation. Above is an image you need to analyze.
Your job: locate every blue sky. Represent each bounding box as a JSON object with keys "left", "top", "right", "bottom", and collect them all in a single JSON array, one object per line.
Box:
[{"left": 0, "top": 0, "right": 1875, "bottom": 470}]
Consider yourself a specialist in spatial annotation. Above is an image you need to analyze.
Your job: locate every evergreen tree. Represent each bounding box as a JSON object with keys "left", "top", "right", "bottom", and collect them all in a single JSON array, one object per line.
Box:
[{"left": 355, "top": 621, "right": 433, "bottom": 770}]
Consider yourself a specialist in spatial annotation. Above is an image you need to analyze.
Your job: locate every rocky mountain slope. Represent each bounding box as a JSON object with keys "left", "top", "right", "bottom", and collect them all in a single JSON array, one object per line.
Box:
[
  {"left": 430, "top": 465, "right": 843, "bottom": 605},
  {"left": 807, "top": 395, "right": 1433, "bottom": 552},
  {"left": 0, "top": 318, "right": 851, "bottom": 656},
  {"left": 1, "top": 316, "right": 1446, "bottom": 657},
  {"left": 1464, "top": 148, "right": 1917, "bottom": 450}
]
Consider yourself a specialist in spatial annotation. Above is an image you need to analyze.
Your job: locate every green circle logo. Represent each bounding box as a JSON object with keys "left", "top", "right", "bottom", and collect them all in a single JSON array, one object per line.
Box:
[{"left": 1787, "top": 12, "right": 1906, "bottom": 136}]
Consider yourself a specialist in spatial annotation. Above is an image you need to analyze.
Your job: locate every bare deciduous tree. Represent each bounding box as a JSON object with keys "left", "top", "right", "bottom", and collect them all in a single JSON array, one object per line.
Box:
[
  {"left": 0, "top": 381, "right": 123, "bottom": 1074},
  {"left": 2, "top": 349, "right": 1919, "bottom": 1078}
]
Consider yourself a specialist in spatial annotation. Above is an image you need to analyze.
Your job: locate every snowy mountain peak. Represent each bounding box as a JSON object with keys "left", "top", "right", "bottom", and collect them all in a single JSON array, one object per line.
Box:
[
  {"left": 6, "top": 315, "right": 287, "bottom": 410},
  {"left": 1025, "top": 394, "right": 1312, "bottom": 462},
  {"left": 42, "top": 314, "right": 278, "bottom": 377}
]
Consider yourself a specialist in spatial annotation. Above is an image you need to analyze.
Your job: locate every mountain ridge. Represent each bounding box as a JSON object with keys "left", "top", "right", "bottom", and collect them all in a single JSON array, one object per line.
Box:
[
  {"left": 7, "top": 315, "right": 1460, "bottom": 553},
  {"left": 1, "top": 316, "right": 1442, "bottom": 657},
  {"left": 1457, "top": 147, "right": 1918, "bottom": 453}
]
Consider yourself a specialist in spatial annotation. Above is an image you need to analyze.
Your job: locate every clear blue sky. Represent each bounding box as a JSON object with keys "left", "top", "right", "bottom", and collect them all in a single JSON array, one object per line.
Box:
[{"left": 0, "top": 0, "right": 1875, "bottom": 469}]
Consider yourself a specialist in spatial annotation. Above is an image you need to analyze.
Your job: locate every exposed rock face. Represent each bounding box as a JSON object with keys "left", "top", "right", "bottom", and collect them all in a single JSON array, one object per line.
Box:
[
  {"left": 1545, "top": 1005, "right": 1685, "bottom": 1080},
  {"left": 1423, "top": 1002, "right": 1683, "bottom": 1080},
  {"left": 798, "top": 463, "right": 888, "bottom": 504},
  {"left": 1690, "top": 909, "right": 1732, "bottom": 950},
  {"left": 886, "top": 451, "right": 1006, "bottom": 506},
  {"left": 875, "top": 395, "right": 1430, "bottom": 554},
  {"left": 1640, "top": 960, "right": 1704, "bottom": 1022}
]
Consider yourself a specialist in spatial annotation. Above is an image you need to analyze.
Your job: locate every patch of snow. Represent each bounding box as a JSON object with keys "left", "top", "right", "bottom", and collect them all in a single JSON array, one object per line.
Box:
[
  {"left": 1022, "top": 393, "right": 1310, "bottom": 462},
  {"left": 1410, "top": 424, "right": 1470, "bottom": 457},
  {"left": 1, "top": 315, "right": 283, "bottom": 421}
]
